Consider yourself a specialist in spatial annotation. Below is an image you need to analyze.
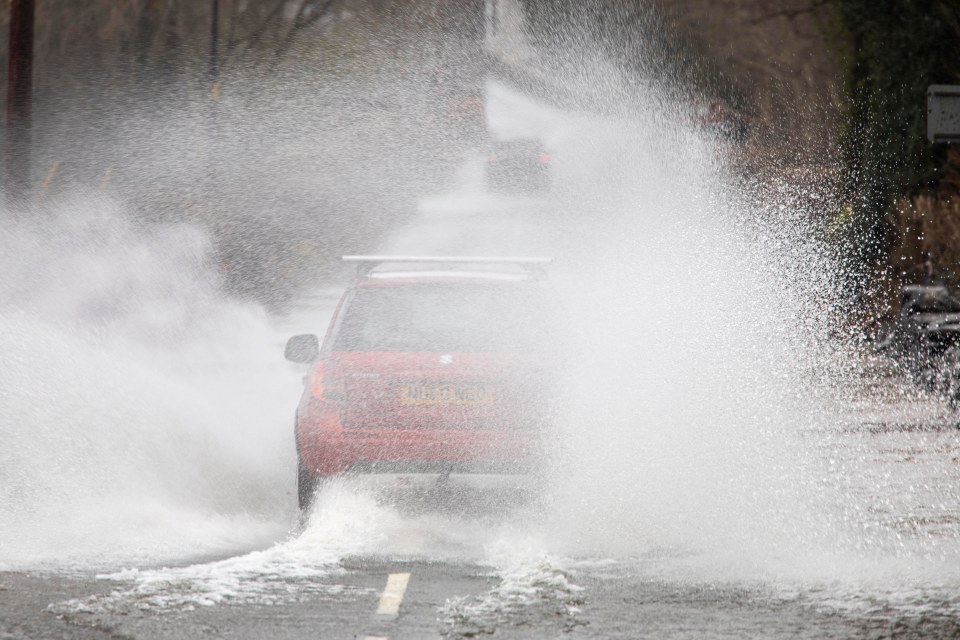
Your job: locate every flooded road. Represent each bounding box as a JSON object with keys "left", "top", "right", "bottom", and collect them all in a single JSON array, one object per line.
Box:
[{"left": 3, "top": 80, "right": 960, "bottom": 639}]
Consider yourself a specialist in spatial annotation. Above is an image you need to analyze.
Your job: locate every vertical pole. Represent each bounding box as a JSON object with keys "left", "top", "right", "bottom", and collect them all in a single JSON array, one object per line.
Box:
[
  {"left": 207, "top": 0, "right": 221, "bottom": 258},
  {"left": 208, "top": 0, "right": 221, "bottom": 185},
  {"left": 5, "top": 0, "right": 35, "bottom": 207},
  {"left": 209, "top": 0, "right": 220, "bottom": 98}
]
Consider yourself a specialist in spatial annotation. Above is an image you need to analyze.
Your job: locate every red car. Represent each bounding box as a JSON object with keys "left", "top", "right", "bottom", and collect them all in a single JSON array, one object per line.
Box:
[{"left": 284, "top": 256, "right": 556, "bottom": 512}]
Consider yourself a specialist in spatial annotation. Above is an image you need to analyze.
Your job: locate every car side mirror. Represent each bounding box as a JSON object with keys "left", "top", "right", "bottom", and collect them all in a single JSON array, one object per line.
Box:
[{"left": 284, "top": 334, "right": 319, "bottom": 363}]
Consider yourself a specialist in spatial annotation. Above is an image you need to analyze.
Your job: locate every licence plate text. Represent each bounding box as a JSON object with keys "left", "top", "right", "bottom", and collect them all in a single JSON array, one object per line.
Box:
[{"left": 401, "top": 384, "right": 495, "bottom": 405}]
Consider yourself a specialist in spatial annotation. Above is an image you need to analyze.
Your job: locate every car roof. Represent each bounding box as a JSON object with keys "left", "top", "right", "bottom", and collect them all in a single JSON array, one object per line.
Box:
[{"left": 342, "top": 256, "right": 551, "bottom": 287}]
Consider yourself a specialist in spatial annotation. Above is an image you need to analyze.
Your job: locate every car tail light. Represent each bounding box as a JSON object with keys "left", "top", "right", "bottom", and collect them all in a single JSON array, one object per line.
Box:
[{"left": 309, "top": 361, "right": 346, "bottom": 402}]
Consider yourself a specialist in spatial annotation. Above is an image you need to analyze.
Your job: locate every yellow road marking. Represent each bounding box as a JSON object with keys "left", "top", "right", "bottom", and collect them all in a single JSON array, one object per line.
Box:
[{"left": 375, "top": 573, "right": 410, "bottom": 616}]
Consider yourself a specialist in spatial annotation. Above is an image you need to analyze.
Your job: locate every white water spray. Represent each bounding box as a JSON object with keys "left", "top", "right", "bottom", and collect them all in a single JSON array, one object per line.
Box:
[{"left": 0, "top": 198, "right": 298, "bottom": 569}]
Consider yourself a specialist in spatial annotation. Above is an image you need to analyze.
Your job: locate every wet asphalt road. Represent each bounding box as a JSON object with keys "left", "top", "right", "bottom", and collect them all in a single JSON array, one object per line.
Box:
[{"left": 5, "top": 555, "right": 960, "bottom": 639}]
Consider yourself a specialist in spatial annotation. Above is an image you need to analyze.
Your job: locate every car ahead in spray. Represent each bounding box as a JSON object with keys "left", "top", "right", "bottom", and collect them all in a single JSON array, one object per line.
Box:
[
  {"left": 485, "top": 137, "right": 551, "bottom": 194},
  {"left": 880, "top": 283, "right": 960, "bottom": 407},
  {"left": 284, "top": 256, "right": 556, "bottom": 513}
]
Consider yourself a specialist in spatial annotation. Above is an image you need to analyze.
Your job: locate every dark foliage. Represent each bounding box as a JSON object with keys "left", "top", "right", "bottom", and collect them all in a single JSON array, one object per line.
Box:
[{"left": 833, "top": 0, "right": 960, "bottom": 267}]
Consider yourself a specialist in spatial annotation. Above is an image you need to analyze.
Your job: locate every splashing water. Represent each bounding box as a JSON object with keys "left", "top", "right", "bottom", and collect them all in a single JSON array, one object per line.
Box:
[
  {"left": 0, "top": 198, "right": 299, "bottom": 570},
  {"left": 2, "top": 27, "right": 959, "bottom": 626}
]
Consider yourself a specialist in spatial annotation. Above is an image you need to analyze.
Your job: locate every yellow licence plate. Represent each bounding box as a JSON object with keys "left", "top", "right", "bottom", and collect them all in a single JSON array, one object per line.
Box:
[{"left": 401, "top": 384, "right": 495, "bottom": 405}]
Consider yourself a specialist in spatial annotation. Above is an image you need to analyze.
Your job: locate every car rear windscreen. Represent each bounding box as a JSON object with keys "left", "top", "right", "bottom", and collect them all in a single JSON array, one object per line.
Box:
[{"left": 334, "top": 283, "right": 553, "bottom": 353}]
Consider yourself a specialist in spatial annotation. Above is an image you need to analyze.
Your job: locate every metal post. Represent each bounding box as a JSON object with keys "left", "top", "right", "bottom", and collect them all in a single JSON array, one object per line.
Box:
[
  {"left": 207, "top": 0, "right": 221, "bottom": 227},
  {"left": 210, "top": 0, "right": 220, "bottom": 98},
  {"left": 5, "top": 0, "right": 35, "bottom": 207}
]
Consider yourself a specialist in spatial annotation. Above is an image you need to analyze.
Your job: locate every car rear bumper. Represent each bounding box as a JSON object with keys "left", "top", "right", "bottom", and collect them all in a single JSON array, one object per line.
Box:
[
  {"left": 296, "top": 406, "right": 541, "bottom": 477},
  {"left": 303, "top": 432, "right": 541, "bottom": 477},
  {"left": 335, "top": 470, "right": 542, "bottom": 513}
]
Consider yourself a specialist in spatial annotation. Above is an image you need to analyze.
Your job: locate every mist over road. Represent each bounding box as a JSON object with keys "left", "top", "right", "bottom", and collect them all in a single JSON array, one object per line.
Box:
[{"left": 3, "top": 73, "right": 960, "bottom": 639}]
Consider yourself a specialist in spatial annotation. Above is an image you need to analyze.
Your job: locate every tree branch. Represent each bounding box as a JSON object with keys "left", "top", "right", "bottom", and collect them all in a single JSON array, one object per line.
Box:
[{"left": 749, "top": 0, "right": 831, "bottom": 24}]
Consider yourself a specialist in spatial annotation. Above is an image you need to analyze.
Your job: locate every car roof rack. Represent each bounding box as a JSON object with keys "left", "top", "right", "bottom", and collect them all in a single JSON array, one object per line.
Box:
[{"left": 342, "top": 255, "right": 554, "bottom": 277}]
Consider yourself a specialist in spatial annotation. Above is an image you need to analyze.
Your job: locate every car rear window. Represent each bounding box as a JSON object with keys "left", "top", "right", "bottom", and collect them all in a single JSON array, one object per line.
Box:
[{"left": 333, "top": 283, "right": 553, "bottom": 353}]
